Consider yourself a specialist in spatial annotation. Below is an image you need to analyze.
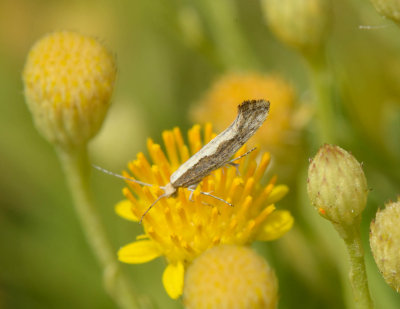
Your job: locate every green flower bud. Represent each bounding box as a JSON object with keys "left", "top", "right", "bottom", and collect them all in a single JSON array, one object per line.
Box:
[
  {"left": 260, "top": 0, "right": 332, "bottom": 55},
  {"left": 370, "top": 199, "right": 400, "bottom": 292},
  {"left": 370, "top": 0, "right": 400, "bottom": 24},
  {"left": 307, "top": 144, "right": 368, "bottom": 232},
  {"left": 22, "top": 31, "right": 117, "bottom": 150}
]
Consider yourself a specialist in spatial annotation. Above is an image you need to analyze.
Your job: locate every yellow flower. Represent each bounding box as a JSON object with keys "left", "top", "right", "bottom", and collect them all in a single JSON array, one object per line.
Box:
[
  {"left": 22, "top": 31, "right": 116, "bottom": 149},
  {"left": 183, "top": 245, "right": 278, "bottom": 309},
  {"left": 191, "top": 73, "right": 301, "bottom": 153},
  {"left": 116, "top": 124, "right": 293, "bottom": 299}
]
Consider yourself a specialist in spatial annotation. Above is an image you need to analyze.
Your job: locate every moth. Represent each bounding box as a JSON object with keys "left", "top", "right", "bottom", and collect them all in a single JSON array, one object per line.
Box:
[{"left": 95, "top": 99, "right": 270, "bottom": 222}]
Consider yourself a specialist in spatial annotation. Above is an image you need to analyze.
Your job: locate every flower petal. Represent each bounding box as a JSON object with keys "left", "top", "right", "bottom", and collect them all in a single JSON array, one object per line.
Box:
[
  {"left": 264, "top": 185, "right": 289, "bottom": 205},
  {"left": 118, "top": 240, "right": 161, "bottom": 264},
  {"left": 115, "top": 200, "right": 139, "bottom": 222},
  {"left": 256, "top": 210, "right": 294, "bottom": 241},
  {"left": 136, "top": 234, "right": 150, "bottom": 240},
  {"left": 162, "top": 261, "right": 185, "bottom": 299}
]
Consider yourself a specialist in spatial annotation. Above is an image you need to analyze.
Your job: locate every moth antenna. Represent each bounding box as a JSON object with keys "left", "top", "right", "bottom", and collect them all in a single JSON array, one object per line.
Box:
[
  {"left": 229, "top": 147, "right": 257, "bottom": 163},
  {"left": 139, "top": 193, "right": 168, "bottom": 224},
  {"left": 92, "top": 164, "right": 153, "bottom": 187},
  {"left": 187, "top": 188, "right": 233, "bottom": 207}
]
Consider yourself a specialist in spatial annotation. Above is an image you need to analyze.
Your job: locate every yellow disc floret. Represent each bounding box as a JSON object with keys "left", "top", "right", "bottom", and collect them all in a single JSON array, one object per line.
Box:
[
  {"left": 183, "top": 245, "right": 278, "bottom": 309},
  {"left": 23, "top": 31, "right": 116, "bottom": 149}
]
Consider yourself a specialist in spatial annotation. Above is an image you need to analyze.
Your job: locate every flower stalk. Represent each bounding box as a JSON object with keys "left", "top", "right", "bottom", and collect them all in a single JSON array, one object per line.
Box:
[
  {"left": 57, "top": 145, "right": 143, "bottom": 309},
  {"left": 342, "top": 223, "right": 373, "bottom": 309},
  {"left": 195, "top": 0, "right": 258, "bottom": 70},
  {"left": 22, "top": 31, "right": 147, "bottom": 309},
  {"left": 307, "top": 144, "right": 373, "bottom": 308},
  {"left": 307, "top": 53, "right": 336, "bottom": 144}
]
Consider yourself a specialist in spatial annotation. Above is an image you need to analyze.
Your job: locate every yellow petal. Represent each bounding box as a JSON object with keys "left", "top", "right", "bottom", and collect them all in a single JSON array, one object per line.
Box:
[
  {"left": 264, "top": 185, "right": 289, "bottom": 205},
  {"left": 136, "top": 234, "right": 150, "bottom": 240},
  {"left": 162, "top": 261, "right": 185, "bottom": 299},
  {"left": 115, "top": 200, "right": 139, "bottom": 222},
  {"left": 118, "top": 240, "right": 161, "bottom": 264},
  {"left": 256, "top": 210, "right": 294, "bottom": 241}
]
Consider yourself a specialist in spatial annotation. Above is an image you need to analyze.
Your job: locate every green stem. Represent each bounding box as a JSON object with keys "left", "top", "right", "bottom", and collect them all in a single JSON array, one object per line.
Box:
[
  {"left": 57, "top": 146, "right": 143, "bottom": 309},
  {"left": 196, "top": 0, "right": 258, "bottom": 70},
  {"left": 338, "top": 222, "right": 374, "bottom": 309},
  {"left": 307, "top": 52, "right": 336, "bottom": 144}
]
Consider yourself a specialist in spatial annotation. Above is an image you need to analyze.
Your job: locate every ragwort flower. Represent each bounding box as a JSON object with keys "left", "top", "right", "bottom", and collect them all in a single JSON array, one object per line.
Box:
[
  {"left": 184, "top": 245, "right": 278, "bottom": 309},
  {"left": 23, "top": 31, "right": 116, "bottom": 149},
  {"left": 116, "top": 123, "right": 293, "bottom": 299},
  {"left": 191, "top": 73, "right": 300, "bottom": 151}
]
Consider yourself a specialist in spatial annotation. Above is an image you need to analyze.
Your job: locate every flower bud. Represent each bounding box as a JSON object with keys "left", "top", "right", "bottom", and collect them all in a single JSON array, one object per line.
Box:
[
  {"left": 22, "top": 31, "right": 116, "bottom": 150},
  {"left": 370, "top": 0, "right": 400, "bottom": 24},
  {"left": 183, "top": 245, "right": 278, "bottom": 309},
  {"left": 307, "top": 144, "right": 368, "bottom": 230},
  {"left": 370, "top": 199, "right": 400, "bottom": 292},
  {"left": 261, "top": 0, "right": 332, "bottom": 55}
]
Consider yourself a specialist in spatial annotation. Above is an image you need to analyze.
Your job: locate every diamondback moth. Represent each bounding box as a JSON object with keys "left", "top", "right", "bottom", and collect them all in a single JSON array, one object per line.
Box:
[{"left": 95, "top": 99, "right": 270, "bottom": 222}]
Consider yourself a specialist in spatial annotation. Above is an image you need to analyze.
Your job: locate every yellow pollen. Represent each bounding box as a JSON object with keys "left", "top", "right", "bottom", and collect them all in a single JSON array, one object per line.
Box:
[
  {"left": 241, "top": 178, "right": 255, "bottom": 203},
  {"left": 163, "top": 131, "right": 180, "bottom": 169},
  {"left": 236, "top": 196, "right": 253, "bottom": 222},
  {"left": 164, "top": 207, "right": 174, "bottom": 227},
  {"left": 177, "top": 205, "right": 188, "bottom": 225},
  {"left": 171, "top": 234, "right": 182, "bottom": 248},
  {"left": 188, "top": 125, "right": 202, "bottom": 154},
  {"left": 254, "top": 205, "right": 276, "bottom": 228}
]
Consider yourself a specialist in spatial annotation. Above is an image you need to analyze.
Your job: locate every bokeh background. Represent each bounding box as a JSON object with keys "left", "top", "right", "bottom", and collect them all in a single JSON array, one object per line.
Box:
[{"left": 0, "top": 0, "right": 399, "bottom": 308}]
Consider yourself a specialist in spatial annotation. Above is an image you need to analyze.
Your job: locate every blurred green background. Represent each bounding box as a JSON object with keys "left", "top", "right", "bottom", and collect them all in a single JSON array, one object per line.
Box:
[{"left": 0, "top": 0, "right": 399, "bottom": 308}]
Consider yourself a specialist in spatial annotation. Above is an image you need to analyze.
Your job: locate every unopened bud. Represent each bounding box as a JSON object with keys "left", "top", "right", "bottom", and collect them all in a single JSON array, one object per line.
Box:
[
  {"left": 307, "top": 144, "right": 368, "bottom": 232},
  {"left": 23, "top": 31, "right": 116, "bottom": 150},
  {"left": 370, "top": 0, "right": 400, "bottom": 24},
  {"left": 261, "top": 0, "right": 332, "bottom": 55},
  {"left": 370, "top": 199, "right": 400, "bottom": 292}
]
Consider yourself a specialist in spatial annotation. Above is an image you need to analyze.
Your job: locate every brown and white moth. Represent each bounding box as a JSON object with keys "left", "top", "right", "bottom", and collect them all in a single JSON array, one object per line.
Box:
[{"left": 95, "top": 99, "right": 270, "bottom": 222}]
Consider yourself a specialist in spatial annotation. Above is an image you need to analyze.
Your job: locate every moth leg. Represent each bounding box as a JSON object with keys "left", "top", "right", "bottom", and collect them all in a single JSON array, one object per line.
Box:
[
  {"left": 229, "top": 147, "right": 257, "bottom": 164},
  {"left": 226, "top": 147, "right": 257, "bottom": 175},
  {"left": 227, "top": 162, "right": 240, "bottom": 174},
  {"left": 187, "top": 187, "right": 233, "bottom": 207},
  {"left": 140, "top": 193, "right": 168, "bottom": 224},
  {"left": 188, "top": 184, "right": 198, "bottom": 201}
]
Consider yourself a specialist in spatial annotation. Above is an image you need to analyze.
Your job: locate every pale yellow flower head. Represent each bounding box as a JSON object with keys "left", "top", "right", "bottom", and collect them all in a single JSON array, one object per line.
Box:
[
  {"left": 261, "top": 0, "right": 332, "bottom": 55},
  {"left": 183, "top": 245, "right": 278, "bottom": 309},
  {"left": 370, "top": 198, "right": 400, "bottom": 292},
  {"left": 23, "top": 31, "right": 116, "bottom": 149},
  {"left": 191, "top": 73, "right": 297, "bottom": 152},
  {"left": 116, "top": 124, "right": 293, "bottom": 299}
]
